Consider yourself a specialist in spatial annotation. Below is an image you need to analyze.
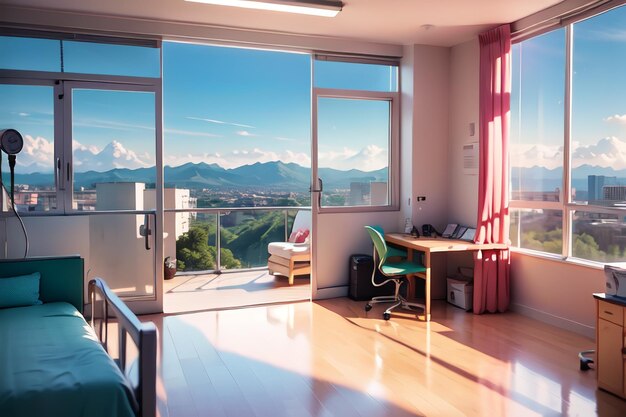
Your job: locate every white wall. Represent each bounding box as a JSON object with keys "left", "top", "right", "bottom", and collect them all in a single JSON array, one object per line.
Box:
[
  {"left": 3, "top": 216, "right": 90, "bottom": 262},
  {"left": 2, "top": 216, "right": 92, "bottom": 298},
  {"left": 400, "top": 45, "right": 415, "bottom": 231},
  {"left": 314, "top": 210, "right": 403, "bottom": 298},
  {"left": 411, "top": 45, "right": 451, "bottom": 232},
  {"left": 448, "top": 39, "right": 479, "bottom": 227},
  {"left": 510, "top": 253, "right": 603, "bottom": 338},
  {"left": 446, "top": 38, "right": 600, "bottom": 338}
]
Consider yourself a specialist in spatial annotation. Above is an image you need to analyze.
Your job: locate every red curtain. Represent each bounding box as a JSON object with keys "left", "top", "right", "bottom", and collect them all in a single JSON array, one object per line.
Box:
[{"left": 474, "top": 24, "right": 511, "bottom": 314}]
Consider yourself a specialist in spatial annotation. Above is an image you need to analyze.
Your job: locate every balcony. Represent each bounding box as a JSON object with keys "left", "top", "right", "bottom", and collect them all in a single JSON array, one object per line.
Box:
[{"left": 163, "top": 206, "right": 311, "bottom": 313}]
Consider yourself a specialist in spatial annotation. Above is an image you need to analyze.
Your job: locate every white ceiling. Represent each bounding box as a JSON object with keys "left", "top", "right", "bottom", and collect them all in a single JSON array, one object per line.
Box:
[{"left": 0, "top": 0, "right": 564, "bottom": 47}]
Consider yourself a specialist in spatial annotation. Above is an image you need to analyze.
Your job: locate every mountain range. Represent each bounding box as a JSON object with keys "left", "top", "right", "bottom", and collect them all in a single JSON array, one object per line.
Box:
[
  {"left": 511, "top": 165, "right": 626, "bottom": 194},
  {"left": 13, "top": 161, "right": 388, "bottom": 191}
]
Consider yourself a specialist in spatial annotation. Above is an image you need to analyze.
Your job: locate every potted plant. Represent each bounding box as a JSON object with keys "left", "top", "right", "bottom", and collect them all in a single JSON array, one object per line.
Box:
[{"left": 164, "top": 256, "right": 177, "bottom": 280}]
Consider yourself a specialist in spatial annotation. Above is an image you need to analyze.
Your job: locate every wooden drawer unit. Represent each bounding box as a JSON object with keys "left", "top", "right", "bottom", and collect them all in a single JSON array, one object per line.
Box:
[
  {"left": 594, "top": 295, "right": 626, "bottom": 400},
  {"left": 599, "top": 301, "right": 624, "bottom": 326}
]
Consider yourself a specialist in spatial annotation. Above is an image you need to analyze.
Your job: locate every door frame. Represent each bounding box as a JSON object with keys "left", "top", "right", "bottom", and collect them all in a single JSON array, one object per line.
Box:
[
  {"left": 0, "top": 72, "right": 164, "bottom": 314},
  {"left": 310, "top": 87, "right": 400, "bottom": 300}
]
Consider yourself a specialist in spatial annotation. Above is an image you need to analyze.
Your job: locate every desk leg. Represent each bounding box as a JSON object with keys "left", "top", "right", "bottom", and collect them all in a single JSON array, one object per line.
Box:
[
  {"left": 424, "top": 252, "right": 431, "bottom": 322},
  {"left": 406, "top": 250, "right": 415, "bottom": 300}
]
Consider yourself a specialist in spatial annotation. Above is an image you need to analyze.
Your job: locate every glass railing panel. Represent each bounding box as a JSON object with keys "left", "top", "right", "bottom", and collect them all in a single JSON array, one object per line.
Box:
[
  {"left": 169, "top": 207, "right": 309, "bottom": 274},
  {"left": 220, "top": 209, "right": 290, "bottom": 269},
  {"left": 173, "top": 211, "right": 218, "bottom": 273}
]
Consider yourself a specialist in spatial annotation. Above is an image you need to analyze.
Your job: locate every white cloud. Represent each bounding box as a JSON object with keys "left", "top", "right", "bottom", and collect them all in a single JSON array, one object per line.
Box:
[
  {"left": 164, "top": 148, "right": 311, "bottom": 169},
  {"left": 236, "top": 130, "right": 256, "bottom": 137},
  {"left": 512, "top": 136, "right": 626, "bottom": 171},
  {"left": 14, "top": 134, "right": 54, "bottom": 173},
  {"left": 604, "top": 114, "right": 626, "bottom": 124},
  {"left": 186, "top": 116, "right": 255, "bottom": 129},
  {"left": 73, "top": 140, "right": 153, "bottom": 172},
  {"left": 510, "top": 143, "right": 562, "bottom": 170},
  {"left": 319, "top": 147, "right": 358, "bottom": 165},
  {"left": 164, "top": 128, "right": 220, "bottom": 138},
  {"left": 13, "top": 134, "right": 377, "bottom": 175},
  {"left": 572, "top": 136, "right": 626, "bottom": 170},
  {"left": 319, "top": 145, "right": 388, "bottom": 171},
  {"left": 18, "top": 112, "right": 30, "bottom": 117},
  {"left": 73, "top": 118, "right": 154, "bottom": 132},
  {"left": 586, "top": 29, "right": 626, "bottom": 43},
  {"left": 72, "top": 140, "right": 100, "bottom": 154}
]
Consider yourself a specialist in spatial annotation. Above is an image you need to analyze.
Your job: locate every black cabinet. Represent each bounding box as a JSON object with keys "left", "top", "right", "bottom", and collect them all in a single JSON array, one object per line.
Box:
[{"left": 349, "top": 254, "right": 395, "bottom": 301}]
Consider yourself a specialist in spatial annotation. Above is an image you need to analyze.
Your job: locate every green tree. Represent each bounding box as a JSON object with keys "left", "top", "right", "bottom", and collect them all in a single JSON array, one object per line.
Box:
[
  {"left": 176, "top": 227, "right": 215, "bottom": 271},
  {"left": 519, "top": 227, "right": 614, "bottom": 262},
  {"left": 572, "top": 233, "right": 606, "bottom": 261},
  {"left": 176, "top": 224, "right": 242, "bottom": 271}
]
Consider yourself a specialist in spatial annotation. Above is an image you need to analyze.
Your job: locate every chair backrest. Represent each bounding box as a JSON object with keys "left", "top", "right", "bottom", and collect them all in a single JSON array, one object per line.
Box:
[
  {"left": 292, "top": 210, "right": 311, "bottom": 233},
  {"left": 370, "top": 225, "right": 385, "bottom": 236},
  {"left": 365, "top": 225, "right": 388, "bottom": 267}
]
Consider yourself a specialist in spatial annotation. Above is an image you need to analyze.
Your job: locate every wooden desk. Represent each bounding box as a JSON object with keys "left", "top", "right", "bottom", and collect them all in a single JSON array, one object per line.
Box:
[{"left": 385, "top": 233, "right": 508, "bottom": 321}]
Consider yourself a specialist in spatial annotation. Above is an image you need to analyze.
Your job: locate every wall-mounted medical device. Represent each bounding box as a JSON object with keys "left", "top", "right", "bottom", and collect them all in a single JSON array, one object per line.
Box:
[{"left": 0, "top": 129, "right": 24, "bottom": 204}]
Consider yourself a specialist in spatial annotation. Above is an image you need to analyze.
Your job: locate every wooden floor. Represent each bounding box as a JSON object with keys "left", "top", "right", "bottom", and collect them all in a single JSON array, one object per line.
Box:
[
  {"left": 163, "top": 270, "right": 311, "bottom": 314},
  {"left": 143, "top": 298, "right": 626, "bottom": 417}
]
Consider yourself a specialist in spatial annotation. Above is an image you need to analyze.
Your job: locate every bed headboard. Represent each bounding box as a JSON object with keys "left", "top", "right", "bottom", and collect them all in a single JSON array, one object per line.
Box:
[{"left": 0, "top": 256, "right": 84, "bottom": 312}]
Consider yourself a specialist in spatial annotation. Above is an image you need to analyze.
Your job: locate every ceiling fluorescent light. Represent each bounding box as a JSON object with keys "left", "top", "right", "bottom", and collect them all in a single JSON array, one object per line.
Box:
[{"left": 186, "top": 0, "right": 343, "bottom": 17}]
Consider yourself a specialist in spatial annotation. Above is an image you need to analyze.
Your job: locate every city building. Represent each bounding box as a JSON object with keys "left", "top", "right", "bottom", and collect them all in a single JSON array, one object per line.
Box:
[
  {"left": 603, "top": 185, "right": 626, "bottom": 201},
  {"left": 588, "top": 174, "right": 617, "bottom": 201}
]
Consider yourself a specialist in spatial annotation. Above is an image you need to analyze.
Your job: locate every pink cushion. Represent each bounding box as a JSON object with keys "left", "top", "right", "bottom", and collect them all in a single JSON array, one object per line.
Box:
[{"left": 288, "top": 228, "right": 310, "bottom": 243}]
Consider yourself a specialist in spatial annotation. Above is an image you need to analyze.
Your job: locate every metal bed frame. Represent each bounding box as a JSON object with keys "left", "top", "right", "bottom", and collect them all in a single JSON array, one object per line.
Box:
[{"left": 89, "top": 278, "right": 157, "bottom": 417}]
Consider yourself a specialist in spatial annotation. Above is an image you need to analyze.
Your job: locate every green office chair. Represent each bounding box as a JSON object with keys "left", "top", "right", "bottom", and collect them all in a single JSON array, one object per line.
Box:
[
  {"left": 364, "top": 225, "right": 426, "bottom": 320},
  {"left": 369, "top": 225, "right": 408, "bottom": 259}
]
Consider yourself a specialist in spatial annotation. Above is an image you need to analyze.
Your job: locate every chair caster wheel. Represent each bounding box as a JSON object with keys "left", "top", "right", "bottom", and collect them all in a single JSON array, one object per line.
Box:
[
  {"left": 383, "top": 312, "right": 391, "bottom": 321},
  {"left": 365, "top": 304, "right": 372, "bottom": 312}
]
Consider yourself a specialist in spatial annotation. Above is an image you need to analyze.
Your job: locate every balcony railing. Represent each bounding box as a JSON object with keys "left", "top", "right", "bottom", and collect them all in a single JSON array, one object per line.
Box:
[{"left": 164, "top": 206, "right": 310, "bottom": 274}]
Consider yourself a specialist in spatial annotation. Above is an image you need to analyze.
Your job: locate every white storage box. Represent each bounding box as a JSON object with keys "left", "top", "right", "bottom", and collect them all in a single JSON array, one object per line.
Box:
[{"left": 447, "top": 278, "right": 473, "bottom": 310}]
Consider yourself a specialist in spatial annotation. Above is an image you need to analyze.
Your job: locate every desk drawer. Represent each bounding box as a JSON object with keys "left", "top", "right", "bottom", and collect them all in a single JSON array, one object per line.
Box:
[{"left": 599, "top": 300, "right": 624, "bottom": 326}]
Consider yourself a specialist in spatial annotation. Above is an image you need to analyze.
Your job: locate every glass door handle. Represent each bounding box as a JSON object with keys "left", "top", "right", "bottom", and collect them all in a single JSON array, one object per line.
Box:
[
  {"left": 310, "top": 178, "right": 323, "bottom": 206},
  {"left": 139, "top": 214, "right": 152, "bottom": 250},
  {"left": 56, "top": 158, "right": 64, "bottom": 190},
  {"left": 309, "top": 177, "right": 323, "bottom": 192}
]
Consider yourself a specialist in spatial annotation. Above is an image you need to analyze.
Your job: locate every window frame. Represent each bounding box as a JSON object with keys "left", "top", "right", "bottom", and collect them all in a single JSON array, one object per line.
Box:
[
  {"left": 312, "top": 54, "right": 400, "bottom": 213},
  {"left": 0, "top": 33, "right": 162, "bottom": 216},
  {"left": 312, "top": 88, "right": 400, "bottom": 212},
  {"left": 511, "top": 8, "right": 626, "bottom": 265}
]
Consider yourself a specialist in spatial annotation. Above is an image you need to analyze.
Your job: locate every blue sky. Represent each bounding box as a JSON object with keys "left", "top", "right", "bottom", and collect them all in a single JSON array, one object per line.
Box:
[
  {"left": 163, "top": 42, "right": 311, "bottom": 169},
  {"left": 1, "top": 39, "right": 395, "bottom": 174},
  {"left": 510, "top": 5, "right": 626, "bottom": 172}
]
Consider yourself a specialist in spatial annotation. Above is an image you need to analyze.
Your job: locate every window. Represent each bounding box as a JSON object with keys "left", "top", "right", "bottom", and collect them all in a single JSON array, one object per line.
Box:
[
  {"left": 313, "top": 57, "right": 399, "bottom": 210},
  {"left": 0, "top": 36, "right": 61, "bottom": 72},
  {"left": 70, "top": 87, "right": 157, "bottom": 211},
  {"left": 0, "top": 84, "right": 56, "bottom": 211},
  {"left": 162, "top": 42, "right": 311, "bottom": 209},
  {"left": 0, "top": 33, "right": 161, "bottom": 213},
  {"left": 0, "top": 35, "right": 160, "bottom": 77},
  {"left": 511, "top": 29, "right": 565, "bottom": 203},
  {"left": 314, "top": 59, "right": 398, "bottom": 92},
  {"left": 511, "top": 5, "right": 626, "bottom": 263}
]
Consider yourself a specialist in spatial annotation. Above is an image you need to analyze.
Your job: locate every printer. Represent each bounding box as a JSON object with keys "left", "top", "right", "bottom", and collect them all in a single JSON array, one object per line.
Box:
[{"left": 604, "top": 264, "right": 626, "bottom": 298}]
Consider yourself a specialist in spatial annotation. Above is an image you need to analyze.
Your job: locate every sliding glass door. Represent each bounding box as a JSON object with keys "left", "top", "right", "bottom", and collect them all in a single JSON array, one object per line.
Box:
[
  {"left": 0, "top": 79, "right": 162, "bottom": 313},
  {"left": 66, "top": 83, "right": 161, "bottom": 308}
]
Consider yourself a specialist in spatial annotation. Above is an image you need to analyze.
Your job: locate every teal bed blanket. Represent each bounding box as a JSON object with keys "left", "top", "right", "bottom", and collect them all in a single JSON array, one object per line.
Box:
[{"left": 0, "top": 302, "right": 137, "bottom": 417}]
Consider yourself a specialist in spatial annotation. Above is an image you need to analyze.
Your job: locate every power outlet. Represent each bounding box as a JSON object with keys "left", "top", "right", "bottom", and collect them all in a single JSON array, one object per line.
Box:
[{"left": 416, "top": 196, "right": 426, "bottom": 202}]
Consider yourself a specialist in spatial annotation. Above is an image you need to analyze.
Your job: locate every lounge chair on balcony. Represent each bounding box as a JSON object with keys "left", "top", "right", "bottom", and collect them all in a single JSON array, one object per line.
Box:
[{"left": 267, "top": 210, "right": 311, "bottom": 285}]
